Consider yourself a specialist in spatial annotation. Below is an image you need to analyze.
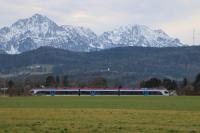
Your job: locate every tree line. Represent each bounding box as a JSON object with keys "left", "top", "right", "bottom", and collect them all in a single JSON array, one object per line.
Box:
[
  {"left": 139, "top": 75, "right": 200, "bottom": 95},
  {"left": 1, "top": 73, "right": 200, "bottom": 96},
  {"left": 139, "top": 78, "right": 177, "bottom": 90},
  {"left": 45, "top": 75, "right": 108, "bottom": 88}
]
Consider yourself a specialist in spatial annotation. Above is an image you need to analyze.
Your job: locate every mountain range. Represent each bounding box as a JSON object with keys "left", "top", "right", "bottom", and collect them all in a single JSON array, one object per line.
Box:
[{"left": 0, "top": 14, "right": 185, "bottom": 54}]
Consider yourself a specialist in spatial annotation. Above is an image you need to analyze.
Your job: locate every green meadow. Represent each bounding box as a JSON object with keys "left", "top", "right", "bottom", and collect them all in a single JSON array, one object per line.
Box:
[{"left": 0, "top": 96, "right": 200, "bottom": 133}]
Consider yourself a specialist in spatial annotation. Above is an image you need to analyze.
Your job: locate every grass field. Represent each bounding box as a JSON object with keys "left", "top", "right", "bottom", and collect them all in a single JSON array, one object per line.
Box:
[{"left": 0, "top": 96, "right": 200, "bottom": 133}]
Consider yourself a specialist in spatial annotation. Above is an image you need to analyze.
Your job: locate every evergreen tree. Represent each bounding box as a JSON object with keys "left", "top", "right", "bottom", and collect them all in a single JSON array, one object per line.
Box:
[
  {"left": 171, "top": 80, "right": 177, "bottom": 90},
  {"left": 162, "top": 79, "right": 177, "bottom": 90},
  {"left": 145, "top": 78, "right": 162, "bottom": 88},
  {"left": 6, "top": 80, "right": 16, "bottom": 96},
  {"left": 162, "top": 78, "right": 172, "bottom": 89}
]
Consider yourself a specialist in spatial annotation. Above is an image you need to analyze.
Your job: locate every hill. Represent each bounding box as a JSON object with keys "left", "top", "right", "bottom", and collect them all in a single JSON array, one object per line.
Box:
[{"left": 1, "top": 46, "right": 200, "bottom": 86}]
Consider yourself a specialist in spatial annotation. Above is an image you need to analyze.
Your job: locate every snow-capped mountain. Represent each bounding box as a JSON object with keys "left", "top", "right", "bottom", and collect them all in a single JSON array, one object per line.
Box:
[
  {"left": 95, "top": 25, "right": 183, "bottom": 49},
  {"left": 0, "top": 14, "right": 97, "bottom": 54},
  {"left": 0, "top": 14, "right": 184, "bottom": 54},
  {"left": 61, "top": 25, "right": 97, "bottom": 50}
]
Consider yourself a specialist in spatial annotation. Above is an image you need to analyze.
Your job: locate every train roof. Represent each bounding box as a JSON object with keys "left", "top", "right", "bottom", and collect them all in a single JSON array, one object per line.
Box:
[{"left": 31, "top": 87, "right": 168, "bottom": 91}]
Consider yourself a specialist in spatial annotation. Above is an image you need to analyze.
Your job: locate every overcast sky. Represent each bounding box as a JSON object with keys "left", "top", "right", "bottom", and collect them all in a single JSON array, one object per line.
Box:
[{"left": 0, "top": 0, "right": 200, "bottom": 45}]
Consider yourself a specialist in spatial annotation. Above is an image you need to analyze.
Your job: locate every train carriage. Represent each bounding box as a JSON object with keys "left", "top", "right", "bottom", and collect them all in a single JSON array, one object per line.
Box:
[{"left": 31, "top": 88, "right": 169, "bottom": 96}]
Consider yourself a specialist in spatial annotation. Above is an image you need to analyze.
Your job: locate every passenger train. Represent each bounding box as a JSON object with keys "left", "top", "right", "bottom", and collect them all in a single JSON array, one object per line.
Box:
[{"left": 31, "top": 88, "right": 169, "bottom": 96}]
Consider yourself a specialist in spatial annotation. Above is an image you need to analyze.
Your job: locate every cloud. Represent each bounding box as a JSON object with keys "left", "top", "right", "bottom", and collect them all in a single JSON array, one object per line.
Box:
[{"left": 0, "top": 0, "right": 200, "bottom": 44}]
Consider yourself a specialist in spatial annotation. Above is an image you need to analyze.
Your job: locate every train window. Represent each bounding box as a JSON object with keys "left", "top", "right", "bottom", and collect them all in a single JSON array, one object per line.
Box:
[
  {"left": 119, "top": 91, "right": 145, "bottom": 95},
  {"left": 66, "top": 91, "right": 78, "bottom": 95},
  {"left": 55, "top": 91, "right": 62, "bottom": 95},
  {"left": 53, "top": 91, "right": 78, "bottom": 95},
  {"left": 134, "top": 91, "right": 143, "bottom": 95},
  {"left": 95, "top": 91, "right": 118, "bottom": 95},
  {"left": 120, "top": 91, "right": 135, "bottom": 95},
  {"left": 80, "top": 91, "right": 91, "bottom": 95},
  {"left": 36, "top": 91, "right": 50, "bottom": 95}
]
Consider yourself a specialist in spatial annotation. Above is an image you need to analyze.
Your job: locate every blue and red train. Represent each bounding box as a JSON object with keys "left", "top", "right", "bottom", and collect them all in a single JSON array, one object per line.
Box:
[{"left": 31, "top": 87, "right": 169, "bottom": 96}]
